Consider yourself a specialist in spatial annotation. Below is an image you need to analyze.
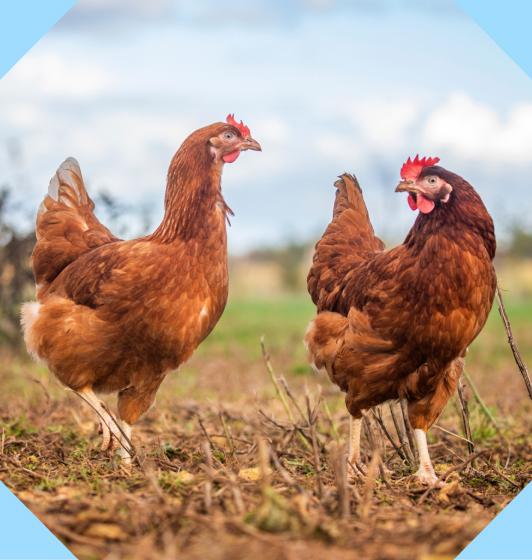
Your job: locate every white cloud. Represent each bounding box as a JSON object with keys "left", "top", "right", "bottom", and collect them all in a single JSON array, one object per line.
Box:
[
  {"left": 423, "top": 93, "right": 532, "bottom": 164},
  {"left": 312, "top": 98, "right": 421, "bottom": 175},
  {"left": 60, "top": 0, "right": 175, "bottom": 28},
  {"left": 315, "top": 132, "right": 362, "bottom": 164},
  {"left": 1, "top": 51, "right": 113, "bottom": 99},
  {"left": 347, "top": 99, "right": 419, "bottom": 150}
]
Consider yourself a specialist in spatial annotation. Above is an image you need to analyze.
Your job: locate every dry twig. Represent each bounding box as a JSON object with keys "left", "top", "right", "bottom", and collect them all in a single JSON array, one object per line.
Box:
[
  {"left": 400, "top": 399, "right": 416, "bottom": 456},
  {"left": 388, "top": 402, "right": 415, "bottom": 466},
  {"left": 372, "top": 408, "right": 407, "bottom": 464},
  {"left": 456, "top": 378, "right": 475, "bottom": 455},
  {"left": 496, "top": 284, "right": 532, "bottom": 399}
]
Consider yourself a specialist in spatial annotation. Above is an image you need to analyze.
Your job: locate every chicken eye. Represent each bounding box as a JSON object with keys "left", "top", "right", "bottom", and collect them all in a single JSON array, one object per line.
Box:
[
  {"left": 223, "top": 131, "right": 235, "bottom": 141},
  {"left": 427, "top": 177, "right": 437, "bottom": 185}
]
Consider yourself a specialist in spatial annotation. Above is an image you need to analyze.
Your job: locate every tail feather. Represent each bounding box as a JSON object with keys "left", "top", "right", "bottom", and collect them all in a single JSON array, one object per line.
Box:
[
  {"left": 38, "top": 158, "right": 90, "bottom": 218},
  {"left": 32, "top": 158, "right": 117, "bottom": 297},
  {"left": 332, "top": 173, "right": 363, "bottom": 216},
  {"left": 307, "top": 173, "right": 384, "bottom": 311}
]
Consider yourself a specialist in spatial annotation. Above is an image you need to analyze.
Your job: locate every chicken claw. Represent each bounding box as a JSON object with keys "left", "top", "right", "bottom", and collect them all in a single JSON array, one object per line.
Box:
[
  {"left": 412, "top": 429, "right": 443, "bottom": 487},
  {"left": 413, "top": 468, "right": 443, "bottom": 487},
  {"left": 98, "top": 419, "right": 111, "bottom": 451}
]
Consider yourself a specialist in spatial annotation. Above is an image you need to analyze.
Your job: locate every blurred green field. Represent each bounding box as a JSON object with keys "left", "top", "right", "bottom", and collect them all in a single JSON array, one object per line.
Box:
[
  {"left": 198, "top": 294, "right": 313, "bottom": 360},
  {"left": 198, "top": 293, "right": 532, "bottom": 381}
]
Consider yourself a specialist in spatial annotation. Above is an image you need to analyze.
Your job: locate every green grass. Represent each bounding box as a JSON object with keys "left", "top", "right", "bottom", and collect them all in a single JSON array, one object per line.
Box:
[
  {"left": 199, "top": 294, "right": 314, "bottom": 360},
  {"left": 468, "top": 297, "right": 532, "bottom": 372}
]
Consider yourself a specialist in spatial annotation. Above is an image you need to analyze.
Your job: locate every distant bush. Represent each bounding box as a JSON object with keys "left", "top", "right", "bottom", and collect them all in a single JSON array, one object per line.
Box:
[
  {"left": 248, "top": 241, "right": 310, "bottom": 292},
  {"left": 0, "top": 188, "right": 35, "bottom": 345},
  {"left": 507, "top": 225, "right": 532, "bottom": 259}
]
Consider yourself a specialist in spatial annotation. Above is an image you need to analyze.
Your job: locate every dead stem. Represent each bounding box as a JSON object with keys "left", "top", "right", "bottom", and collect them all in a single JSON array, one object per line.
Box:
[
  {"left": 269, "top": 445, "right": 303, "bottom": 492},
  {"left": 400, "top": 399, "right": 416, "bottom": 456},
  {"left": 372, "top": 408, "right": 408, "bottom": 464},
  {"left": 257, "top": 436, "right": 271, "bottom": 488},
  {"left": 388, "top": 402, "right": 416, "bottom": 467},
  {"left": 322, "top": 400, "right": 340, "bottom": 442},
  {"left": 261, "top": 337, "right": 311, "bottom": 451},
  {"left": 197, "top": 413, "right": 215, "bottom": 449},
  {"left": 202, "top": 441, "right": 214, "bottom": 513},
  {"left": 456, "top": 378, "right": 475, "bottom": 455},
  {"left": 331, "top": 442, "right": 350, "bottom": 520},
  {"left": 432, "top": 424, "right": 475, "bottom": 446},
  {"left": 219, "top": 410, "right": 236, "bottom": 456},
  {"left": 363, "top": 415, "right": 389, "bottom": 485},
  {"left": 309, "top": 415, "right": 324, "bottom": 499},
  {"left": 359, "top": 451, "right": 380, "bottom": 520},
  {"left": 463, "top": 369, "right": 510, "bottom": 449},
  {"left": 496, "top": 283, "right": 532, "bottom": 399},
  {"left": 442, "top": 450, "right": 486, "bottom": 481}
]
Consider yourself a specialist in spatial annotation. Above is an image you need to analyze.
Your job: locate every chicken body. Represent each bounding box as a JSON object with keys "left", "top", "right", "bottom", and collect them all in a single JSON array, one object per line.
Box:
[
  {"left": 306, "top": 165, "right": 496, "bottom": 483},
  {"left": 21, "top": 120, "right": 261, "bottom": 462}
]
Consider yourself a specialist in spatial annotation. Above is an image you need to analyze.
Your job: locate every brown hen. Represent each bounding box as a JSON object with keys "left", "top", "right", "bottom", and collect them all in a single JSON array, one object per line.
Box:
[
  {"left": 21, "top": 116, "right": 261, "bottom": 463},
  {"left": 305, "top": 157, "right": 496, "bottom": 484}
]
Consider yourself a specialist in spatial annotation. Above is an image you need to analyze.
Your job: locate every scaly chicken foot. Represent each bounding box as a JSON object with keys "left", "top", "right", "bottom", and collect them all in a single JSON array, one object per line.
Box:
[
  {"left": 79, "top": 388, "right": 123, "bottom": 452},
  {"left": 348, "top": 416, "right": 362, "bottom": 463},
  {"left": 413, "top": 428, "right": 442, "bottom": 486},
  {"left": 116, "top": 421, "right": 133, "bottom": 466},
  {"left": 347, "top": 416, "right": 367, "bottom": 475}
]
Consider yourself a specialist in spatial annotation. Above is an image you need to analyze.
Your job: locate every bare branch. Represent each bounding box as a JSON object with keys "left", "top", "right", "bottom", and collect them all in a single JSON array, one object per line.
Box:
[{"left": 496, "top": 283, "right": 532, "bottom": 399}]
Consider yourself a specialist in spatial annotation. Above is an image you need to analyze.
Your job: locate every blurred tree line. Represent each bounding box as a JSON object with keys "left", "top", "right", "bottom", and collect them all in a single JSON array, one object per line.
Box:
[
  {"left": 507, "top": 226, "right": 532, "bottom": 259},
  {"left": 0, "top": 188, "right": 35, "bottom": 345},
  {"left": 248, "top": 242, "right": 309, "bottom": 292}
]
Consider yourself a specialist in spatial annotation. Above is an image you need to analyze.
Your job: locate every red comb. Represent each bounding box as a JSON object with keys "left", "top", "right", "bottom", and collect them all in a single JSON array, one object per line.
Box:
[
  {"left": 400, "top": 155, "right": 440, "bottom": 181},
  {"left": 226, "top": 114, "right": 251, "bottom": 138}
]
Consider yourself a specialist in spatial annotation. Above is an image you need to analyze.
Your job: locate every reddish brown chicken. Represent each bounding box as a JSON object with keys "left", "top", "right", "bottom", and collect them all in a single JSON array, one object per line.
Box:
[
  {"left": 305, "top": 156, "right": 496, "bottom": 484},
  {"left": 21, "top": 115, "right": 261, "bottom": 463}
]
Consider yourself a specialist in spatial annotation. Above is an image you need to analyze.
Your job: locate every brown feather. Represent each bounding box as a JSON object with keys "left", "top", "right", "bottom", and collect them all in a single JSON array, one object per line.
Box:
[
  {"left": 22, "top": 122, "right": 234, "bottom": 425},
  {"left": 305, "top": 168, "right": 496, "bottom": 431}
]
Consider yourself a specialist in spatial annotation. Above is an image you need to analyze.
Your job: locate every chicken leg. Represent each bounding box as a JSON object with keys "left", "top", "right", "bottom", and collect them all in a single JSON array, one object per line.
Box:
[
  {"left": 348, "top": 416, "right": 362, "bottom": 465},
  {"left": 116, "top": 420, "right": 133, "bottom": 466},
  {"left": 407, "top": 358, "right": 463, "bottom": 484},
  {"left": 413, "top": 428, "right": 438, "bottom": 484},
  {"left": 115, "top": 379, "right": 163, "bottom": 465},
  {"left": 78, "top": 388, "right": 122, "bottom": 451}
]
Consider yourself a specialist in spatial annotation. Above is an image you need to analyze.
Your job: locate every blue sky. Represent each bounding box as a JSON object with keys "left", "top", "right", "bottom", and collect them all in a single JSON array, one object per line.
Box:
[{"left": 0, "top": 0, "right": 531, "bottom": 252}]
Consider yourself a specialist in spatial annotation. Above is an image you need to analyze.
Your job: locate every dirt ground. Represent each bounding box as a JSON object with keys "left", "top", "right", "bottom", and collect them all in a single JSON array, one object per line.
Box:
[{"left": 1, "top": 308, "right": 530, "bottom": 560}]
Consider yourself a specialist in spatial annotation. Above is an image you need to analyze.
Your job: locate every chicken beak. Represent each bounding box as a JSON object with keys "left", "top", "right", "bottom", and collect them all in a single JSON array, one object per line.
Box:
[
  {"left": 241, "top": 137, "right": 262, "bottom": 152},
  {"left": 395, "top": 180, "right": 416, "bottom": 193}
]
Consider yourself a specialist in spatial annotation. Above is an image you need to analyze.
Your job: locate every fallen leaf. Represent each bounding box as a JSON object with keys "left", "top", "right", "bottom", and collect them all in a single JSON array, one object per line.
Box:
[
  {"left": 211, "top": 436, "right": 231, "bottom": 450},
  {"left": 437, "top": 479, "right": 461, "bottom": 503},
  {"left": 238, "top": 467, "right": 261, "bottom": 482},
  {"left": 85, "top": 523, "right": 127, "bottom": 541},
  {"left": 175, "top": 470, "right": 195, "bottom": 484},
  {"left": 435, "top": 463, "right": 453, "bottom": 474}
]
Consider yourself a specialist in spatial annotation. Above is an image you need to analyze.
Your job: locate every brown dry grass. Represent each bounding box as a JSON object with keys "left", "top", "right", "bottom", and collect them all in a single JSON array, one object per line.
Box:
[{"left": 1, "top": 294, "right": 531, "bottom": 560}]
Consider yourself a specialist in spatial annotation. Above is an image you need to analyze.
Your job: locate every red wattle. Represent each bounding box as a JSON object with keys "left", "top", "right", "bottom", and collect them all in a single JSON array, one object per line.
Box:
[
  {"left": 407, "top": 193, "right": 435, "bottom": 214},
  {"left": 417, "top": 193, "right": 435, "bottom": 214},
  {"left": 223, "top": 150, "right": 240, "bottom": 163}
]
